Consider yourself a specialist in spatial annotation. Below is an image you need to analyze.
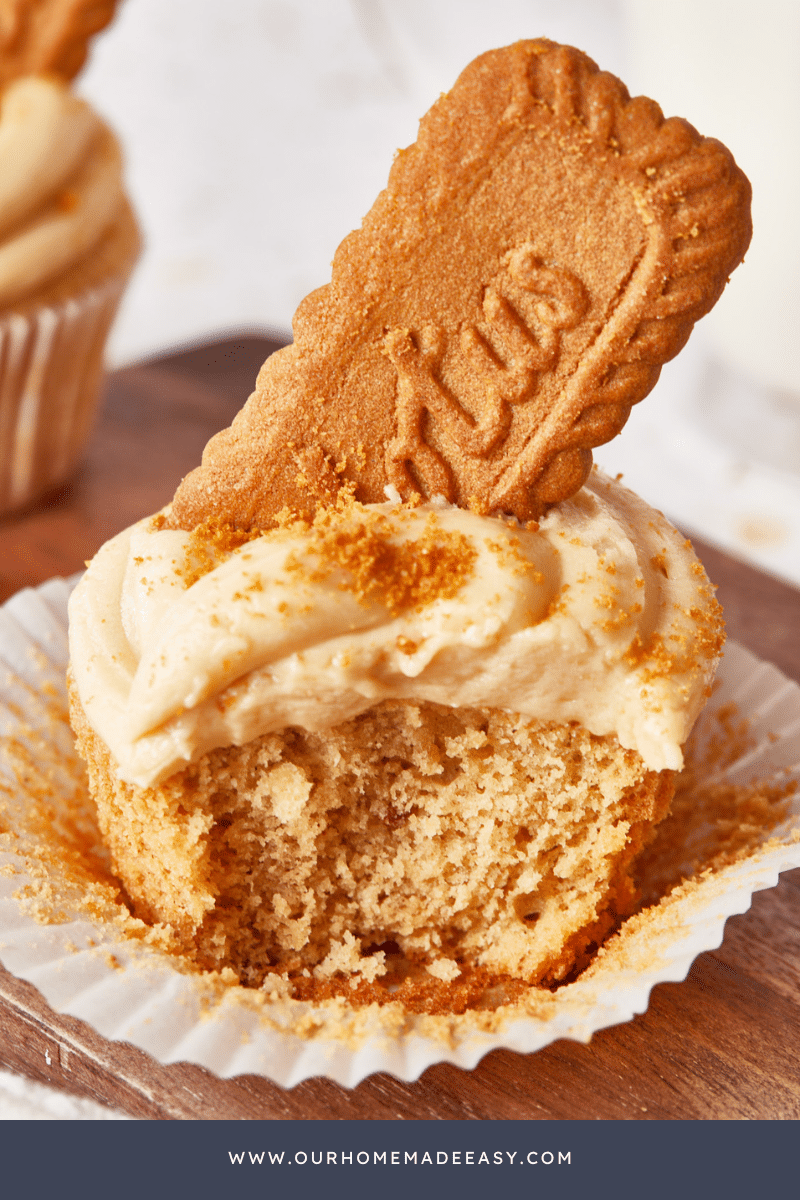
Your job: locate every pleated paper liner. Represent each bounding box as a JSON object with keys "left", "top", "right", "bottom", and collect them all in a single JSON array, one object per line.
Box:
[
  {"left": 0, "top": 271, "right": 131, "bottom": 517},
  {"left": 0, "top": 577, "right": 797, "bottom": 1088}
]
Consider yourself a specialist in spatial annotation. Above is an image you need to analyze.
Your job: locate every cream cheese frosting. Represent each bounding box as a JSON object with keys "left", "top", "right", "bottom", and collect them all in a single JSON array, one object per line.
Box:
[
  {"left": 68, "top": 470, "right": 724, "bottom": 788},
  {"left": 0, "top": 75, "right": 127, "bottom": 308}
]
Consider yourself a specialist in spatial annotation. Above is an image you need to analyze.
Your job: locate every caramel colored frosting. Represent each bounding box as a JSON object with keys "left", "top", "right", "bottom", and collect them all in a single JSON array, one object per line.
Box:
[
  {"left": 0, "top": 74, "right": 127, "bottom": 308},
  {"left": 68, "top": 471, "right": 724, "bottom": 787}
]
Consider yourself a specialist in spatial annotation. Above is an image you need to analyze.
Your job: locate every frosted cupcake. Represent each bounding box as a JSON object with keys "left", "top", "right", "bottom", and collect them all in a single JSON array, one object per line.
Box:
[
  {"left": 69, "top": 472, "right": 724, "bottom": 1001},
  {"left": 69, "top": 39, "right": 749, "bottom": 1011}
]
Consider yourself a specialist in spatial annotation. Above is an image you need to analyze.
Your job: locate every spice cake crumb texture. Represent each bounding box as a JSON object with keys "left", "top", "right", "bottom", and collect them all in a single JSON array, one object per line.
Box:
[{"left": 71, "top": 683, "right": 673, "bottom": 1000}]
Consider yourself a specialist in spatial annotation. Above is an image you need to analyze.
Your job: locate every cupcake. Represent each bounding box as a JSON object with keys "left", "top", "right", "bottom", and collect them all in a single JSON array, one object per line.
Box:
[
  {"left": 68, "top": 40, "right": 749, "bottom": 1009},
  {"left": 69, "top": 471, "right": 723, "bottom": 997},
  {"left": 0, "top": 2, "right": 139, "bottom": 515}
]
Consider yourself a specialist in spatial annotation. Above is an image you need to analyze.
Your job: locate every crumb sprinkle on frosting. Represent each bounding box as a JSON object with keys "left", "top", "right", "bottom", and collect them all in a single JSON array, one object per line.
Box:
[{"left": 283, "top": 504, "right": 478, "bottom": 616}]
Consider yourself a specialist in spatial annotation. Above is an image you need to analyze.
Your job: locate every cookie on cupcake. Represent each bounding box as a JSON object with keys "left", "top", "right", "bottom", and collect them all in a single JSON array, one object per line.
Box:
[{"left": 69, "top": 39, "right": 748, "bottom": 1007}]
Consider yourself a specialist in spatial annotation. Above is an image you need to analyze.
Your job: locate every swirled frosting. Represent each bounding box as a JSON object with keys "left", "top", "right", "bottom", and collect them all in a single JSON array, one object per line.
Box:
[
  {"left": 68, "top": 471, "right": 724, "bottom": 787},
  {"left": 0, "top": 75, "right": 127, "bottom": 308}
]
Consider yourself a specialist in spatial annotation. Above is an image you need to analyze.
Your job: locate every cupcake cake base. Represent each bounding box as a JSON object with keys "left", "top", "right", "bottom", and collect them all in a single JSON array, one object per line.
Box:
[{"left": 71, "top": 687, "right": 674, "bottom": 1004}]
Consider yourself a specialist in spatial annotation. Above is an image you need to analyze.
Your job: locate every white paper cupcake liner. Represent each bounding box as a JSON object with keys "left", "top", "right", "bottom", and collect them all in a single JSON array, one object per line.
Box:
[
  {"left": 0, "top": 577, "right": 798, "bottom": 1088},
  {"left": 0, "top": 274, "right": 130, "bottom": 515}
]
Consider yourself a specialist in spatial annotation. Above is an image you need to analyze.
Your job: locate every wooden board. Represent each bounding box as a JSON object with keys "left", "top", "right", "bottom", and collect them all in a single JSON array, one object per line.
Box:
[{"left": 0, "top": 336, "right": 798, "bottom": 1120}]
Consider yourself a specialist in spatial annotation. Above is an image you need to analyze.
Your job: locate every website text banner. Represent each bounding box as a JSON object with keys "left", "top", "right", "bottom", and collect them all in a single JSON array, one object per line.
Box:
[{"left": 0, "top": 1118, "right": 794, "bottom": 1199}]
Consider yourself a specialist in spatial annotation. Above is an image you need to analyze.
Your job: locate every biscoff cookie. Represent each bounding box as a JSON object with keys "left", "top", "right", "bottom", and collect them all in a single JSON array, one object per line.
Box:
[
  {"left": 0, "top": 0, "right": 118, "bottom": 86},
  {"left": 171, "top": 38, "right": 751, "bottom": 530}
]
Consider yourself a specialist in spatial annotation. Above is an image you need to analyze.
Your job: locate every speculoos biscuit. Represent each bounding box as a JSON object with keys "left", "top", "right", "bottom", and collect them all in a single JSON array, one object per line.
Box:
[{"left": 171, "top": 38, "right": 752, "bottom": 530}]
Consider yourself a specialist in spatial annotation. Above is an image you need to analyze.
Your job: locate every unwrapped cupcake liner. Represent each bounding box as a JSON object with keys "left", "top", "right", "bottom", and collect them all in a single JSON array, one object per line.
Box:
[
  {"left": 0, "top": 274, "right": 130, "bottom": 515},
  {"left": 0, "top": 577, "right": 798, "bottom": 1088}
]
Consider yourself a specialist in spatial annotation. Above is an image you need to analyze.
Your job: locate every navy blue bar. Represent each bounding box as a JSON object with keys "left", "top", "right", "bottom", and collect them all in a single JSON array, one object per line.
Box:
[{"left": 0, "top": 1119, "right": 793, "bottom": 1200}]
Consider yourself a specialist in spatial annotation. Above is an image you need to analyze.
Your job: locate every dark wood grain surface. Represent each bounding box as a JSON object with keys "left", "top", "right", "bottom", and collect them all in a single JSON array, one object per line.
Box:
[{"left": 0, "top": 336, "right": 798, "bottom": 1120}]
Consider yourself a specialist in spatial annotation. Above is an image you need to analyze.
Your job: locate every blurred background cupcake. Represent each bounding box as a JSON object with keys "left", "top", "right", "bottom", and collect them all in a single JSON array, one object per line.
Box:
[{"left": 0, "top": 0, "right": 139, "bottom": 515}]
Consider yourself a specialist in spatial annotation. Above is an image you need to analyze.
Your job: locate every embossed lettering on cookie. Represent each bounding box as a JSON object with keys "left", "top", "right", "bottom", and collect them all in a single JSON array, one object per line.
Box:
[{"left": 171, "top": 38, "right": 752, "bottom": 531}]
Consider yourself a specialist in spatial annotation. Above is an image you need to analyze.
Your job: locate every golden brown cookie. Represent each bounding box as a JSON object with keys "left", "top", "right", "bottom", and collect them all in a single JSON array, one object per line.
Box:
[
  {"left": 0, "top": 0, "right": 118, "bottom": 85},
  {"left": 171, "top": 39, "right": 752, "bottom": 531}
]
